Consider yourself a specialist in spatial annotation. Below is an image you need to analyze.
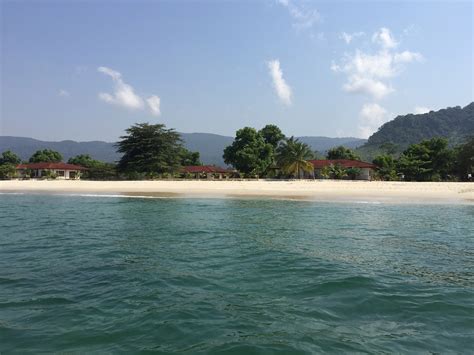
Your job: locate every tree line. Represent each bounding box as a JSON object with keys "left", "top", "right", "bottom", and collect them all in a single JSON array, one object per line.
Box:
[
  {"left": 0, "top": 122, "right": 472, "bottom": 181},
  {"left": 373, "top": 136, "right": 473, "bottom": 181}
]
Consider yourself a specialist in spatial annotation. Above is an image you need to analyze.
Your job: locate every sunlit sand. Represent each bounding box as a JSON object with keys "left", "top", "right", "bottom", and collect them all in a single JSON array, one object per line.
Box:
[{"left": 1, "top": 180, "right": 473, "bottom": 204}]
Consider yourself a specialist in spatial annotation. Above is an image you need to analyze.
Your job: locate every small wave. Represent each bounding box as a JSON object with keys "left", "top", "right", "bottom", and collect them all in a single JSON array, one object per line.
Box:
[{"left": 353, "top": 200, "right": 382, "bottom": 204}]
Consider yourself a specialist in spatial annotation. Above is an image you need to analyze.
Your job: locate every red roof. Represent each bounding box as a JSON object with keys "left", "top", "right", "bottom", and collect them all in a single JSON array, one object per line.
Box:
[
  {"left": 308, "top": 159, "right": 376, "bottom": 169},
  {"left": 181, "top": 165, "right": 232, "bottom": 174},
  {"left": 16, "top": 163, "right": 87, "bottom": 170}
]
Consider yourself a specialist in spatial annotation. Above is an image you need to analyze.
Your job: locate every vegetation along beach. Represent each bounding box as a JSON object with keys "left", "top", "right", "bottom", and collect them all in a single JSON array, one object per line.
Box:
[{"left": 1, "top": 0, "right": 473, "bottom": 353}]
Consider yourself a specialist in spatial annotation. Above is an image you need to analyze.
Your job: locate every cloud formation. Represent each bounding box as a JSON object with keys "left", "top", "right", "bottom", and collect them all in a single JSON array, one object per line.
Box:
[
  {"left": 340, "top": 31, "right": 364, "bottom": 44},
  {"left": 277, "top": 0, "right": 321, "bottom": 31},
  {"left": 358, "top": 103, "right": 389, "bottom": 138},
  {"left": 331, "top": 28, "right": 424, "bottom": 138},
  {"left": 331, "top": 27, "right": 423, "bottom": 100},
  {"left": 267, "top": 59, "right": 292, "bottom": 106},
  {"left": 146, "top": 96, "right": 161, "bottom": 116},
  {"left": 372, "top": 27, "right": 398, "bottom": 49},
  {"left": 97, "top": 66, "right": 161, "bottom": 116}
]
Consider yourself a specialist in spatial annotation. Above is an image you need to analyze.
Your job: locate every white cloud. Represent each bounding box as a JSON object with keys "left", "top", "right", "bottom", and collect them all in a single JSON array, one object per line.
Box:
[
  {"left": 343, "top": 76, "right": 394, "bottom": 100},
  {"left": 97, "top": 66, "right": 161, "bottom": 116},
  {"left": 372, "top": 27, "right": 398, "bottom": 49},
  {"left": 340, "top": 31, "right": 364, "bottom": 44},
  {"left": 414, "top": 106, "right": 430, "bottom": 114},
  {"left": 277, "top": 0, "right": 321, "bottom": 31},
  {"left": 58, "top": 89, "right": 70, "bottom": 97},
  {"left": 267, "top": 59, "right": 292, "bottom": 106},
  {"left": 358, "top": 103, "right": 389, "bottom": 138},
  {"left": 331, "top": 27, "right": 423, "bottom": 100},
  {"left": 146, "top": 96, "right": 161, "bottom": 116},
  {"left": 98, "top": 66, "right": 144, "bottom": 109},
  {"left": 394, "top": 50, "right": 423, "bottom": 63}
]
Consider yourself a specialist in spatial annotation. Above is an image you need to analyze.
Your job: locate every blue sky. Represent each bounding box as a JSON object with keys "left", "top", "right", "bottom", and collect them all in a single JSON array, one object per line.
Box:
[{"left": 1, "top": 0, "right": 473, "bottom": 141}]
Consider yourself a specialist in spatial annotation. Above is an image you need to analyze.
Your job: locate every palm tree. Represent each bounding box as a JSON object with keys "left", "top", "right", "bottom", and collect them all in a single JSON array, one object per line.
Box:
[{"left": 276, "top": 137, "right": 315, "bottom": 179}]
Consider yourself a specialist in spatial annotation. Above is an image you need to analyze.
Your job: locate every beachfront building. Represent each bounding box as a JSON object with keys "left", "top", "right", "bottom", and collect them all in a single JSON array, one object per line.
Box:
[
  {"left": 16, "top": 162, "right": 86, "bottom": 180},
  {"left": 181, "top": 165, "right": 234, "bottom": 179},
  {"left": 309, "top": 159, "right": 377, "bottom": 181}
]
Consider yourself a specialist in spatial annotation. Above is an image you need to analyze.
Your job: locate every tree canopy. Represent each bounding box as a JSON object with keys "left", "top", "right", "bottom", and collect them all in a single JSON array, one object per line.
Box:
[
  {"left": 223, "top": 127, "right": 273, "bottom": 176},
  {"left": 0, "top": 150, "right": 21, "bottom": 165},
  {"left": 259, "top": 124, "right": 285, "bottom": 148},
  {"left": 326, "top": 146, "right": 361, "bottom": 160},
  {"left": 67, "top": 154, "right": 117, "bottom": 180},
  {"left": 179, "top": 148, "right": 201, "bottom": 166},
  {"left": 29, "top": 149, "right": 63, "bottom": 163},
  {"left": 454, "top": 136, "right": 474, "bottom": 180},
  {"left": 116, "top": 123, "right": 199, "bottom": 175},
  {"left": 397, "top": 138, "right": 454, "bottom": 181},
  {"left": 276, "top": 137, "right": 314, "bottom": 178},
  {"left": 372, "top": 154, "right": 398, "bottom": 181}
]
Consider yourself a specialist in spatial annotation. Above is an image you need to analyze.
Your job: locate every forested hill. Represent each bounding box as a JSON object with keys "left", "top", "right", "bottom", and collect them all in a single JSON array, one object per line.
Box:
[{"left": 358, "top": 102, "right": 473, "bottom": 158}]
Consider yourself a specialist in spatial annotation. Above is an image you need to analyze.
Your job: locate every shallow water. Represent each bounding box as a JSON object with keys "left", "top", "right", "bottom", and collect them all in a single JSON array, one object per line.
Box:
[{"left": 0, "top": 194, "right": 473, "bottom": 353}]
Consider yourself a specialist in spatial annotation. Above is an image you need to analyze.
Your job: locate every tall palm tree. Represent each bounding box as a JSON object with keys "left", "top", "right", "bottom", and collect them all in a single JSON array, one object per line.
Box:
[{"left": 276, "top": 137, "right": 315, "bottom": 179}]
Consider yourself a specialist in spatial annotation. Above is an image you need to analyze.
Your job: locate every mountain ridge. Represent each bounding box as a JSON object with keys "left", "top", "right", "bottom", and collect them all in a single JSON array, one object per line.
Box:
[{"left": 357, "top": 102, "right": 473, "bottom": 159}]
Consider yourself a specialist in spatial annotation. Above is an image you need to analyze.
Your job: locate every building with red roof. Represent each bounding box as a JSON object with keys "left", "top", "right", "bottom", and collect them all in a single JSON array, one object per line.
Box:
[
  {"left": 16, "top": 162, "right": 87, "bottom": 180},
  {"left": 181, "top": 165, "right": 235, "bottom": 179},
  {"left": 308, "top": 159, "right": 377, "bottom": 180}
]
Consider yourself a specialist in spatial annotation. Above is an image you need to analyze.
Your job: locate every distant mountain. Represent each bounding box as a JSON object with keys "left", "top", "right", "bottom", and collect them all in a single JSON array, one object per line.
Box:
[
  {"left": 298, "top": 136, "right": 365, "bottom": 151},
  {"left": 180, "top": 133, "right": 233, "bottom": 166},
  {"left": 0, "top": 134, "right": 366, "bottom": 166},
  {"left": 357, "top": 102, "right": 474, "bottom": 159},
  {"left": 0, "top": 136, "right": 120, "bottom": 163}
]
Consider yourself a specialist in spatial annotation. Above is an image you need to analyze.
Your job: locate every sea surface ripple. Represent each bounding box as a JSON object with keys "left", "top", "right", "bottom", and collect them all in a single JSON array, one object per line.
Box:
[{"left": 0, "top": 194, "right": 473, "bottom": 353}]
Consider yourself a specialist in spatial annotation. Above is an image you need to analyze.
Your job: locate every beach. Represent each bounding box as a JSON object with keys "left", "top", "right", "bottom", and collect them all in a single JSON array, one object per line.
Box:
[{"left": 1, "top": 180, "right": 473, "bottom": 203}]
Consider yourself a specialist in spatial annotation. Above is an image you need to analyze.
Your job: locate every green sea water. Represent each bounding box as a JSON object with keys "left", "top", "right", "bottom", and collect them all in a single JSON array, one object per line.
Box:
[{"left": 0, "top": 193, "right": 473, "bottom": 353}]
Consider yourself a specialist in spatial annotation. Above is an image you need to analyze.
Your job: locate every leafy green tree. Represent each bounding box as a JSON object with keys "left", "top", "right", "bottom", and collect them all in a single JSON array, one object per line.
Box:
[
  {"left": 320, "top": 166, "right": 331, "bottom": 179},
  {"left": 179, "top": 148, "right": 201, "bottom": 166},
  {"left": 328, "top": 164, "right": 348, "bottom": 179},
  {"left": 68, "top": 154, "right": 99, "bottom": 167},
  {"left": 346, "top": 167, "right": 361, "bottom": 180},
  {"left": 276, "top": 137, "right": 314, "bottom": 178},
  {"left": 326, "top": 146, "right": 361, "bottom": 160},
  {"left": 0, "top": 150, "right": 21, "bottom": 165},
  {"left": 373, "top": 154, "right": 398, "bottom": 181},
  {"left": 223, "top": 127, "right": 273, "bottom": 176},
  {"left": 398, "top": 138, "right": 454, "bottom": 181},
  {"left": 29, "top": 149, "right": 62, "bottom": 163},
  {"left": 319, "top": 164, "right": 349, "bottom": 179},
  {"left": 68, "top": 154, "right": 118, "bottom": 180},
  {"left": 0, "top": 164, "right": 17, "bottom": 179},
  {"left": 259, "top": 124, "right": 285, "bottom": 148},
  {"left": 116, "top": 123, "right": 185, "bottom": 174},
  {"left": 453, "top": 136, "right": 474, "bottom": 180}
]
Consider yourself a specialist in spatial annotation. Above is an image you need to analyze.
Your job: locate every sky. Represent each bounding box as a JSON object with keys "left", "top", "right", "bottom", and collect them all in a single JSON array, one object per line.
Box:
[{"left": 1, "top": 0, "right": 473, "bottom": 142}]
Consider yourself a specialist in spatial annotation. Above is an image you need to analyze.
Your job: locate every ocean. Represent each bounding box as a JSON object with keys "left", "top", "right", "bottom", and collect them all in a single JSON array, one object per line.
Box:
[{"left": 0, "top": 194, "right": 473, "bottom": 353}]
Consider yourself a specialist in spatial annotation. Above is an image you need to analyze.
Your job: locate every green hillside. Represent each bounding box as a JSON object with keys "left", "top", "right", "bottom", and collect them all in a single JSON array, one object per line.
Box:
[{"left": 357, "top": 102, "right": 473, "bottom": 160}]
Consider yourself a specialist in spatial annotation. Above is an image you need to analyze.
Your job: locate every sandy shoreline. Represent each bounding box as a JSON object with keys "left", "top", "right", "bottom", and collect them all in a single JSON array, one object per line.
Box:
[{"left": 1, "top": 179, "right": 473, "bottom": 204}]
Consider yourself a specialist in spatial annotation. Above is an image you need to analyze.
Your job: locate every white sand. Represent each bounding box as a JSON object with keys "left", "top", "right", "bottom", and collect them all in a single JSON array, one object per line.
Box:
[{"left": 1, "top": 179, "right": 473, "bottom": 204}]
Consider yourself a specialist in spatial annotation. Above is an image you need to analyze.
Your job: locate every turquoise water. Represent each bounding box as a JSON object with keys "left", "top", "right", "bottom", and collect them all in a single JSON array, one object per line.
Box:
[{"left": 0, "top": 194, "right": 473, "bottom": 353}]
